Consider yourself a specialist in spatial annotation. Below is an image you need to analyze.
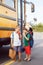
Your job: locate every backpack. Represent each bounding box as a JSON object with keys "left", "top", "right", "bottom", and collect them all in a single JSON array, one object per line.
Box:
[
  {"left": 12, "top": 32, "right": 14, "bottom": 39},
  {"left": 29, "top": 33, "right": 34, "bottom": 48},
  {"left": 26, "top": 33, "right": 34, "bottom": 48}
]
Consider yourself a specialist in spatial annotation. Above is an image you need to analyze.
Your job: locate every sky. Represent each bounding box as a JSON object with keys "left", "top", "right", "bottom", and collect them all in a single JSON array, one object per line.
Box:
[
  {"left": 18, "top": 0, "right": 43, "bottom": 24},
  {"left": 26, "top": 0, "right": 43, "bottom": 24},
  {"left": 3, "top": 0, "right": 43, "bottom": 24}
]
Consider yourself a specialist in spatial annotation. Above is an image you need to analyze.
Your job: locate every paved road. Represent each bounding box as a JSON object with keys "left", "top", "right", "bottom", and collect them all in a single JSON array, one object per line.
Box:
[
  {"left": 0, "top": 32, "right": 43, "bottom": 65},
  {"left": 0, "top": 46, "right": 11, "bottom": 65}
]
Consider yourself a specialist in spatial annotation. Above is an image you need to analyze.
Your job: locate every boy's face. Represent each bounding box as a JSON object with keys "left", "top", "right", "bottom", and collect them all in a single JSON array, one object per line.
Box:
[
  {"left": 15, "top": 26, "right": 20, "bottom": 32},
  {"left": 18, "top": 26, "right": 20, "bottom": 31},
  {"left": 23, "top": 29, "right": 28, "bottom": 34}
]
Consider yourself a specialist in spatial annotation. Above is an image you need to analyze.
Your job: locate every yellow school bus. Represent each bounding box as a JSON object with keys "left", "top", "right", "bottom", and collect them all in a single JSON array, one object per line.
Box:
[{"left": 0, "top": 0, "right": 18, "bottom": 47}]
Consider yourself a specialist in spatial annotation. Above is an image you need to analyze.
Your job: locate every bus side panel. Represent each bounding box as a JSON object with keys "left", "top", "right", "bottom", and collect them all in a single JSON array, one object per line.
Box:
[
  {"left": 0, "top": 5, "right": 17, "bottom": 18},
  {"left": 0, "top": 0, "right": 18, "bottom": 46},
  {"left": 0, "top": 17, "right": 17, "bottom": 38}
]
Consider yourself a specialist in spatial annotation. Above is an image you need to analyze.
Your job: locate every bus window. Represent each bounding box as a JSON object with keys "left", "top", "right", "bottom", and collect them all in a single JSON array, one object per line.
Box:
[{"left": 4, "top": 0, "right": 16, "bottom": 9}]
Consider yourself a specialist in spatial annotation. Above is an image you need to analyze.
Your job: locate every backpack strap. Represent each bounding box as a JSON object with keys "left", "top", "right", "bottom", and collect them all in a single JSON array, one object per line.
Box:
[{"left": 10, "top": 32, "right": 14, "bottom": 48}]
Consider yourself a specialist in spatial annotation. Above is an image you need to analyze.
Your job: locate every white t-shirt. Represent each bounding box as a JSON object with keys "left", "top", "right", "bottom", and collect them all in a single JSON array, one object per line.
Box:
[{"left": 10, "top": 31, "right": 21, "bottom": 46}]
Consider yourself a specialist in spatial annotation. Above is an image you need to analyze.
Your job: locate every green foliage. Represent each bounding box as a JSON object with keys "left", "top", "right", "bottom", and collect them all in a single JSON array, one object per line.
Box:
[
  {"left": 37, "top": 23, "right": 43, "bottom": 27},
  {"left": 32, "top": 23, "right": 43, "bottom": 32}
]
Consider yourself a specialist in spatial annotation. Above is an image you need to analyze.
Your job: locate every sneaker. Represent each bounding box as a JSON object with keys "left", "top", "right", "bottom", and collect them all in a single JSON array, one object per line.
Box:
[
  {"left": 24, "top": 58, "right": 27, "bottom": 61},
  {"left": 27, "top": 58, "right": 31, "bottom": 61}
]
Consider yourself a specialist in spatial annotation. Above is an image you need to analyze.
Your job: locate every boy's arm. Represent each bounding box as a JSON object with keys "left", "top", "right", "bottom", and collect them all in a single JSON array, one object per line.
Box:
[
  {"left": 24, "top": 35, "right": 29, "bottom": 41},
  {"left": 23, "top": 33, "right": 30, "bottom": 41}
]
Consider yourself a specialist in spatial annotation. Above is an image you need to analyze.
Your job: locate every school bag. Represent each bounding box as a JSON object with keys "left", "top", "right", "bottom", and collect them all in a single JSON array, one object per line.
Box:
[
  {"left": 29, "top": 33, "right": 34, "bottom": 48},
  {"left": 26, "top": 33, "right": 34, "bottom": 48}
]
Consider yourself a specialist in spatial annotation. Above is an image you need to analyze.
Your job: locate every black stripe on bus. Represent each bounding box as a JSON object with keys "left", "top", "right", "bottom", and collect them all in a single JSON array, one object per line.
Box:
[
  {"left": 0, "top": 2, "right": 16, "bottom": 12},
  {"left": 0, "top": 14, "right": 16, "bottom": 21},
  {"left": 0, "top": 27, "right": 15, "bottom": 31}
]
